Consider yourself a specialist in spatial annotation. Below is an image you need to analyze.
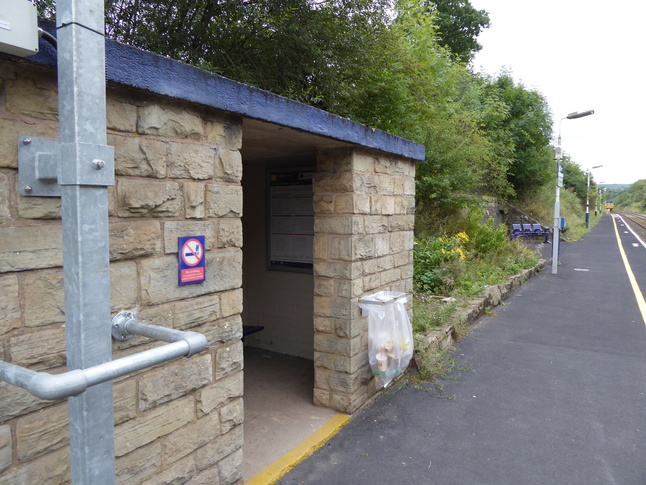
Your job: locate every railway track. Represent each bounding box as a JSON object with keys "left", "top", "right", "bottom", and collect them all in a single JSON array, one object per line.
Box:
[{"left": 614, "top": 210, "right": 646, "bottom": 242}]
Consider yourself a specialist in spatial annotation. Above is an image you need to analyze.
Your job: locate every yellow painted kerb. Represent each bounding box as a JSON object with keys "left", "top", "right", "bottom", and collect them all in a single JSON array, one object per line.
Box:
[
  {"left": 612, "top": 215, "right": 646, "bottom": 325},
  {"left": 245, "top": 413, "right": 351, "bottom": 485}
]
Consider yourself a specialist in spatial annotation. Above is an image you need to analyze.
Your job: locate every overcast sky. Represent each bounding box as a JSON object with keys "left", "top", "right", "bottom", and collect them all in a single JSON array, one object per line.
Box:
[{"left": 469, "top": 0, "right": 646, "bottom": 185}]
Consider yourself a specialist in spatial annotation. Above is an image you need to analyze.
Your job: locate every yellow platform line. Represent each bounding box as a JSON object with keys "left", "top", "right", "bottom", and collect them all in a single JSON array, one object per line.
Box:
[
  {"left": 245, "top": 413, "right": 351, "bottom": 485},
  {"left": 612, "top": 215, "right": 646, "bottom": 325}
]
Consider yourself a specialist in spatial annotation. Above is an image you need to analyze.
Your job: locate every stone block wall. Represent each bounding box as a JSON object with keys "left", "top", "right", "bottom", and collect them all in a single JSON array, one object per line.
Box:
[
  {"left": 0, "top": 61, "right": 244, "bottom": 484},
  {"left": 312, "top": 148, "right": 415, "bottom": 414}
]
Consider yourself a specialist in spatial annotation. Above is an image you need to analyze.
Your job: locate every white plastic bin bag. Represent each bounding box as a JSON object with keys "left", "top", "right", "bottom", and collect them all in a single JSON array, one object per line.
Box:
[{"left": 359, "top": 291, "right": 414, "bottom": 388}]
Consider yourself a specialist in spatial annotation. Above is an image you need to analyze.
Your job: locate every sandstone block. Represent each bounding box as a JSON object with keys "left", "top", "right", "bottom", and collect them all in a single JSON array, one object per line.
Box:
[
  {"left": 0, "top": 425, "right": 11, "bottom": 473},
  {"left": 218, "top": 447, "right": 243, "bottom": 484},
  {"left": 110, "top": 220, "right": 162, "bottom": 261},
  {"left": 9, "top": 325, "right": 66, "bottom": 370},
  {"left": 115, "top": 395, "right": 195, "bottom": 457},
  {"left": 16, "top": 196, "right": 62, "bottom": 220},
  {"left": 117, "top": 179, "right": 182, "bottom": 218},
  {"left": 313, "top": 172, "right": 354, "bottom": 193},
  {"left": 206, "top": 184, "right": 242, "bottom": 218},
  {"left": 0, "top": 172, "right": 10, "bottom": 219},
  {"left": 23, "top": 268, "right": 64, "bottom": 327},
  {"left": 313, "top": 316, "right": 335, "bottom": 334},
  {"left": 313, "top": 387, "right": 331, "bottom": 408},
  {"left": 140, "top": 251, "right": 242, "bottom": 305},
  {"left": 313, "top": 194, "right": 334, "bottom": 214},
  {"left": 219, "top": 289, "right": 242, "bottom": 319},
  {"left": 138, "top": 105, "right": 203, "bottom": 140},
  {"left": 314, "top": 296, "right": 355, "bottom": 320},
  {"left": 6, "top": 78, "right": 58, "bottom": 121},
  {"left": 393, "top": 250, "right": 412, "bottom": 267},
  {"left": 336, "top": 278, "right": 363, "bottom": 298},
  {"left": 334, "top": 317, "right": 366, "bottom": 339},
  {"left": 200, "top": 315, "right": 243, "bottom": 346},
  {"left": 139, "top": 355, "right": 213, "bottom": 411},
  {"left": 141, "top": 454, "right": 195, "bottom": 485},
  {"left": 313, "top": 261, "right": 362, "bottom": 279},
  {"left": 204, "top": 115, "right": 242, "bottom": 148},
  {"left": 0, "top": 274, "right": 20, "bottom": 335},
  {"left": 0, "top": 446, "right": 70, "bottom": 484},
  {"left": 314, "top": 277, "right": 335, "bottom": 297},
  {"left": 0, "top": 382, "right": 49, "bottom": 423},
  {"left": 199, "top": 372, "right": 243, "bottom": 416},
  {"left": 215, "top": 341, "right": 243, "bottom": 379},
  {"left": 387, "top": 215, "right": 415, "bottom": 232},
  {"left": 16, "top": 403, "right": 69, "bottom": 461},
  {"left": 380, "top": 196, "right": 395, "bottom": 215},
  {"left": 352, "top": 151, "right": 376, "bottom": 172},
  {"left": 174, "top": 295, "right": 221, "bottom": 330},
  {"left": 163, "top": 221, "right": 216, "bottom": 253},
  {"left": 113, "top": 379, "right": 137, "bottom": 425},
  {"left": 314, "top": 215, "right": 364, "bottom": 235},
  {"left": 110, "top": 134, "right": 167, "bottom": 178},
  {"left": 110, "top": 261, "right": 138, "bottom": 311},
  {"left": 0, "top": 224, "right": 63, "bottom": 273},
  {"left": 314, "top": 366, "right": 368, "bottom": 394},
  {"left": 107, "top": 98, "right": 138, "bottom": 133},
  {"left": 184, "top": 181, "right": 205, "bottom": 219},
  {"left": 363, "top": 215, "right": 388, "bottom": 234},
  {"left": 194, "top": 426, "right": 243, "bottom": 473},
  {"left": 115, "top": 441, "right": 161, "bottom": 485},
  {"left": 0, "top": 118, "right": 57, "bottom": 168},
  {"left": 215, "top": 147, "right": 242, "bottom": 183},
  {"left": 217, "top": 219, "right": 242, "bottom": 248},
  {"left": 313, "top": 333, "right": 361, "bottom": 358},
  {"left": 160, "top": 412, "right": 220, "bottom": 466},
  {"left": 377, "top": 174, "right": 395, "bottom": 196},
  {"left": 167, "top": 142, "right": 215, "bottom": 180}
]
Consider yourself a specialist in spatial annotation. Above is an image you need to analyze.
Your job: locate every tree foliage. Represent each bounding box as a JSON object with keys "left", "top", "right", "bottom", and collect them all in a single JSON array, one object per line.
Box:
[
  {"left": 425, "top": 0, "right": 490, "bottom": 63},
  {"left": 36, "top": 0, "right": 558, "bottom": 226},
  {"left": 478, "top": 72, "right": 554, "bottom": 199}
]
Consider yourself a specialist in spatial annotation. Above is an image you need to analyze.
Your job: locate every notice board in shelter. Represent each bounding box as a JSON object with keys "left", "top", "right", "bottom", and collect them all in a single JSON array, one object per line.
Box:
[{"left": 268, "top": 169, "right": 314, "bottom": 271}]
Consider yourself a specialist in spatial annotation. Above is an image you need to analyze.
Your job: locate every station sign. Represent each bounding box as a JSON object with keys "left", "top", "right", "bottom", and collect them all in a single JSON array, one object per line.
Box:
[{"left": 178, "top": 235, "right": 205, "bottom": 285}]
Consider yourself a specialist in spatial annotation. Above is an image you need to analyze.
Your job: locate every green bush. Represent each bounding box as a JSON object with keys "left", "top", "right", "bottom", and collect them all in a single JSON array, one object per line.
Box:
[{"left": 413, "top": 233, "right": 469, "bottom": 294}]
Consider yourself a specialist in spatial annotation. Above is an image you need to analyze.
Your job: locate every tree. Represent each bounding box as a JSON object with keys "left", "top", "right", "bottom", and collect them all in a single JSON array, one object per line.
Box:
[
  {"left": 425, "top": 0, "right": 490, "bottom": 63},
  {"left": 479, "top": 72, "right": 554, "bottom": 199}
]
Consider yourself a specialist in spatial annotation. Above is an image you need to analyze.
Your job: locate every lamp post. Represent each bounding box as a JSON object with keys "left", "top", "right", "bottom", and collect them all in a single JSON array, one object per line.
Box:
[
  {"left": 586, "top": 164, "right": 603, "bottom": 228},
  {"left": 552, "top": 109, "right": 595, "bottom": 275}
]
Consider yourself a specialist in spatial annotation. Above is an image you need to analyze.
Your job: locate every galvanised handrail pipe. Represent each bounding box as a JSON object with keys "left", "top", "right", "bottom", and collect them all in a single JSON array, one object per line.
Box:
[{"left": 0, "top": 313, "right": 207, "bottom": 401}]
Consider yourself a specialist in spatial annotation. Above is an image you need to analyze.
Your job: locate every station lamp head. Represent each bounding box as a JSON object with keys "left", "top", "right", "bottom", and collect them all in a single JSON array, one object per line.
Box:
[{"left": 566, "top": 110, "right": 595, "bottom": 119}]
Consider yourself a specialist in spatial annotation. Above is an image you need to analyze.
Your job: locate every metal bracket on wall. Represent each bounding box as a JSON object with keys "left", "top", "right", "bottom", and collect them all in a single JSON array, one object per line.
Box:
[{"left": 18, "top": 136, "right": 115, "bottom": 197}]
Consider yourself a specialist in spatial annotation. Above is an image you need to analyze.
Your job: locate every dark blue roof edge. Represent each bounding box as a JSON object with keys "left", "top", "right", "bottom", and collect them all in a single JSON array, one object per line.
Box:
[{"left": 27, "top": 29, "right": 424, "bottom": 161}]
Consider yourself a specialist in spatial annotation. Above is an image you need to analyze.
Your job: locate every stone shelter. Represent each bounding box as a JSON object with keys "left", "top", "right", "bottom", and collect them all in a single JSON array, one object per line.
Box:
[{"left": 0, "top": 32, "right": 423, "bottom": 483}]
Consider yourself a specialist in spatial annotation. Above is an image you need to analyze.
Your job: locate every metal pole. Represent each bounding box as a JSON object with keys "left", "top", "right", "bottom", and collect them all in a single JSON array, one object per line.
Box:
[
  {"left": 585, "top": 170, "right": 590, "bottom": 229},
  {"left": 551, "top": 169, "right": 561, "bottom": 275},
  {"left": 56, "top": 0, "right": 115, "bottom": 482}
]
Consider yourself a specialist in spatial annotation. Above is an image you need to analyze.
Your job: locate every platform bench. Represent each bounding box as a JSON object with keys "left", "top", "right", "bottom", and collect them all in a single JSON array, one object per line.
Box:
[{"left": 509, "top": 223, "right": 551, "bottom": 243}]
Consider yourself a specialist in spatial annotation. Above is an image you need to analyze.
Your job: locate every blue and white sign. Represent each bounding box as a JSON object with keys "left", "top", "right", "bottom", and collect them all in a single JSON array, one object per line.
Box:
[{"left": 178, "top": 235, "right": 205, "bottom": 285}]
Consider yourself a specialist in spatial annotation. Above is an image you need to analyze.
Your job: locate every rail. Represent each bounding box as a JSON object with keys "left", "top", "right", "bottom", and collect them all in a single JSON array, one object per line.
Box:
[{"left": 0, "top": 311, "right": 207, "bottom": 400}]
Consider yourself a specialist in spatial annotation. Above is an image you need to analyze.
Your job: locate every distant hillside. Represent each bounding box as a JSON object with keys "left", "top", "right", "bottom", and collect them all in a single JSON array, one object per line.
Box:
[
  {"left": 613, "top": 180, "right": 646, "bottom": 210},
  {"left": 599, "top": 184, "right": 631, "bottom": 191}
]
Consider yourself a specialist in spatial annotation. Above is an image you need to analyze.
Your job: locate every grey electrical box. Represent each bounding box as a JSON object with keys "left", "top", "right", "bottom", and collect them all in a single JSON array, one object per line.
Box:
[{"left": 0, "top": 0, "right": 39, "bottom": 57}]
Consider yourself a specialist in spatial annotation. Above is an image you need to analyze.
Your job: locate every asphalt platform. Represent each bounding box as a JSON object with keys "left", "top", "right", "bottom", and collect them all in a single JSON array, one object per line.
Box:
[{"left": 278, "top": 214, "right": 646, "bottom": 484}]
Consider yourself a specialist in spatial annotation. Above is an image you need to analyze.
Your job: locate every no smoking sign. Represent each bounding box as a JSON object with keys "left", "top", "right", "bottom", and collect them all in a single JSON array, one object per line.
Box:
[{"left": 178, "top": 236, "right": 206, "bottom": 285}]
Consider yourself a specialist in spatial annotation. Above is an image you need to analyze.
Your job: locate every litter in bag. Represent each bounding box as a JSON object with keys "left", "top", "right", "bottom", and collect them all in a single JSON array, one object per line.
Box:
[{"left": 359, "top": 291, "right": 414, "bottom": 388}]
